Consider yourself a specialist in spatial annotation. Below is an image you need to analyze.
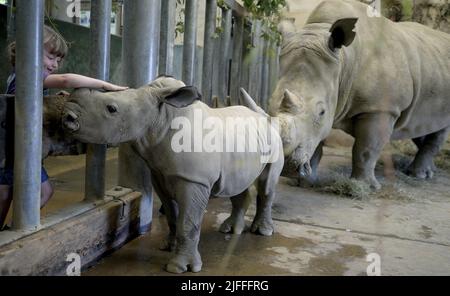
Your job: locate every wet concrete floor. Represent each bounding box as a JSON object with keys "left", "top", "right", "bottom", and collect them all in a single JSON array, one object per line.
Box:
[{"left": 40, "top": 146, "right": 450, "bottom": 276}]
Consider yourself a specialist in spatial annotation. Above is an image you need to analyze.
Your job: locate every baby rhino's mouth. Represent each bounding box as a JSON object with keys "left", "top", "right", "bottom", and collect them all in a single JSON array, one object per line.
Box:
[{"left": 62, "top": 110, "right": 80, "bottom": 132}]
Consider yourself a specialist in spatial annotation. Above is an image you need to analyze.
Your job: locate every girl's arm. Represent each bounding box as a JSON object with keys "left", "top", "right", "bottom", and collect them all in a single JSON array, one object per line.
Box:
[{"left": 44, "top": 73, "right": 128, "bottom": 91}]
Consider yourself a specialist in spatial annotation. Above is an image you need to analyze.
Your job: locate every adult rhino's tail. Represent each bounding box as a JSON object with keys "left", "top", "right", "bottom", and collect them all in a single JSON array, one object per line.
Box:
[{"left": 239, "top": 88, "right": 269, "bottom": 117}]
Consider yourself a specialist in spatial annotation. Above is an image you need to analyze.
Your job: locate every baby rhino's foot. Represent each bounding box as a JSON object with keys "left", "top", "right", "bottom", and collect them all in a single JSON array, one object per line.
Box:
[
  {"left": 219, "top": 214, "right": 245, "bottom": 234},
  {"left": 165, "top": 253, "right": 202, "bottom": 274},
  {"left": 251, "top": 216, "right": 274, "bottom": 236}
]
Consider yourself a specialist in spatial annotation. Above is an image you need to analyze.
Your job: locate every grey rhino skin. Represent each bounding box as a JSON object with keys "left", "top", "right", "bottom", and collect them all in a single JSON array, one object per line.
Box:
[
  {"left": 62, "top": 76, "right": 284, "bottom": 273},
  {"left": 0, "top": 94, "right": 86, "bottom": 167},
  {"left": 269, "top": 0, "right": 450, "bottom": 189}
]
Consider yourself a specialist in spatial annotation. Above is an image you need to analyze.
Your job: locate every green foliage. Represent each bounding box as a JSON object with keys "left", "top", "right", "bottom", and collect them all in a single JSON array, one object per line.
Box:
[
  {"left": 243, "top": 0, "right": 286, "bottom": 18},
  {"left": 243, "top": 0, "right": 287, "bottom": 45},
  {"left": 217, "top": 0, "right": 229, "bottom": 10},
  {"left": 175, "top": 1, "right": 185, "bottom": 38}
]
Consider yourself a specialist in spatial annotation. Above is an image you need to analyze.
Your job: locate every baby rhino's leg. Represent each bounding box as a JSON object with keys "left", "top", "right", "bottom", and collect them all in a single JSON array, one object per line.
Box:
[
  {"left": 165, "top": 181, "right": 209, "bottom": 274},
  {"left": 220, "top": 189, "right": 251, "bottom": 234},
  {"left": 251, "top": 161, "right": 282, "bottom": 236}
]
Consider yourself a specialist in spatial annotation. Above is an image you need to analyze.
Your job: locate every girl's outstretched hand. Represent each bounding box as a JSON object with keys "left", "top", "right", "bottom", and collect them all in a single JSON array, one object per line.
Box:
[{"left": 102, "top": 82, "right": 129, "bottom": 91}]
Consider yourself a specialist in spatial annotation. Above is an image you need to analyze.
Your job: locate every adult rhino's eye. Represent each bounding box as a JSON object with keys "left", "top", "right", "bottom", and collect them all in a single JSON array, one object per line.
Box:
[
  {"left": 107, "top": 104, "right": 118, "bottom": 114},
  {"left": 319, "top": 109, "right": 325, "bottom": 116}
]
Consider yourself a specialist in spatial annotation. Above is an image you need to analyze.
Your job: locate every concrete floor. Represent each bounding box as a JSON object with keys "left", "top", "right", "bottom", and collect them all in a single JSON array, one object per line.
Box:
[{"left": 40, "top": 145, "right": 450, "bottom": 276}]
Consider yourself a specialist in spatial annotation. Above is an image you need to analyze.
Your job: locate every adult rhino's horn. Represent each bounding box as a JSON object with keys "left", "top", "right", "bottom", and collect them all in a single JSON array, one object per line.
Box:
[{"left": 239, "top": 88, "right": 269, "bottom": 117}]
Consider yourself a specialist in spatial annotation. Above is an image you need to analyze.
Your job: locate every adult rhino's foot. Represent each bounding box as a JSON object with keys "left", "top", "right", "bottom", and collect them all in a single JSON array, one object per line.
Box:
[
  {"left": 285, "top": 175, "right": 316, "bottom": 188},
  {"left": 165, "top": 253, "right": 202, "bottom": 274},
  {"left": 250, "top": 216, "right": 274, "bottom": 236},
  {"left": 296, "top": 174, "right": 317, "bottom": 188},
  {"left": 219, "top": 214, "right": 245, "bottom": 234},
  {"left": 159, "top": 234, "right": 176, "bottom": 251},
  {"left": 351, "top": 172, "right": 381, "bottom": 190},
  {"left": 406, "top": 161, "right": 435, "bottom": 179}
]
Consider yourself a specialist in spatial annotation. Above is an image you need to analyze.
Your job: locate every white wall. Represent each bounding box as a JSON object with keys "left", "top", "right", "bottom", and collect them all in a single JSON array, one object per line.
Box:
[{"left": 283, "top": 0, "right": 325, "bottom": 28}]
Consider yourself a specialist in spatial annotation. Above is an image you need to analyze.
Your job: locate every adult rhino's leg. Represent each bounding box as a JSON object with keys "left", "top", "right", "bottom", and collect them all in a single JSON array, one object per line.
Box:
[
  {"left": 407, "top": 127, "right": 450, "bottom": 179},
  {"left": 219, "top": 189, "right": 251, "bottom": 234},
  {"left": 251, "top": 160, "right": 282, "bottom": 236},
  {"left": 297, "top": 142, "right": 323, "bottom": 187},
  {"left": 166, "top": 181, "right": 209, "bottom": 274},
  {"left": 351, "top": 113, "right": 395, "bottom": 190}
]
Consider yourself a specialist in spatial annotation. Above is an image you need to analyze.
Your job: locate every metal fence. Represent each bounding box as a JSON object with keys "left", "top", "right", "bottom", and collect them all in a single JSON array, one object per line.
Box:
[{"left": 5, "top": 0, "right": 280, "bottom": 233}]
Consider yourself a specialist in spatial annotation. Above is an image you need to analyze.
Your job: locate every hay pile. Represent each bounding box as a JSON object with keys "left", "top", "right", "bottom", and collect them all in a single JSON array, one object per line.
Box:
[{"left": 412, "top": 0, "right": 450, "bottom": 33}]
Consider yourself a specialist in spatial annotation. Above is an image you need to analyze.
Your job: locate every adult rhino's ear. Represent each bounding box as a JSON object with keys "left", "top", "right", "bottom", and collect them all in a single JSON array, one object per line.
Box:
[
  {"left": 162, "top": 86, "right": 202, "bottom": 108},
  {"left": 328, "top": 18, "right": 358, "bottom": 51}
]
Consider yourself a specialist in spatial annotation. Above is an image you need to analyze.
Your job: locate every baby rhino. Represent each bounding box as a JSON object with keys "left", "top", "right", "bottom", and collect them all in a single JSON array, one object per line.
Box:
[{"left": 62, "top": 76, "right": 284, "bottom": 273}]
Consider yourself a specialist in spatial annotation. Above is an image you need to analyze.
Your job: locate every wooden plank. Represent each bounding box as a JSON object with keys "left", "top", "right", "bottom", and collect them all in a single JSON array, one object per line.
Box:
[{"left": 0, "top": 191, "right": 143, "bottom": 275}]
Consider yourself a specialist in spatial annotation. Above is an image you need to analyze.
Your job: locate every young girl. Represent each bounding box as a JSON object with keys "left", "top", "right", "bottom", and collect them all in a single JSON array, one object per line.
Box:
[{"left": 0, "top": 25, "right": 128, "bottom": 229}]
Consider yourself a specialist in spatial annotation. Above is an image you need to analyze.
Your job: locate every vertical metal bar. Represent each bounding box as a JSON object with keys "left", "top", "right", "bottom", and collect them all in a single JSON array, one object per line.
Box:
[
  {"left": 201, "top": 0, "right": 217, "bottom": 106},
  {"left": 230, "top": 15, "right": 244, "bottom": 106},
  {"left": 240, "top": 20, "right": 251, "bottom": 102},
  {"left": 218, "top": 7, "right": 232, "bottom": 105},
  {"left": 115, "top": 4, "right": 123, "bottom": 36},
  {"left": 6, "top": 0, "right": 15, "bottom": 43},
  {"left": 182, "top": 0, "right": 198, "bottom": 86},
  {"left": 13, "top": 0, "right": 44, "bottom": 231},
  {"left": 120, "top": 0, "right": 161, "bottom": 234},
  {"left": 85, "top": 0, "right": 111, "bottom": 201},
  {"left": 122, "top": 0, "right": 161, "bottom": 87},
  {"left": 248, "top": 20, "right": 262, "bottom": 104},
  {"left": 260, "top": 32, "right": 270, "bottom": 111},
  {"left": 268, "top": 41, "right": 280, "bottom": 103},
  {"left": 159, "top": 0, "right": 176, "bottom": 76}
]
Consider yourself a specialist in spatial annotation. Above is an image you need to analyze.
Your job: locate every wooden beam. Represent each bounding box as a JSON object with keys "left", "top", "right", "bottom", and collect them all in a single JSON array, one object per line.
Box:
[{"left": 0, "top": 191, "right": 144, "bottom": 275}]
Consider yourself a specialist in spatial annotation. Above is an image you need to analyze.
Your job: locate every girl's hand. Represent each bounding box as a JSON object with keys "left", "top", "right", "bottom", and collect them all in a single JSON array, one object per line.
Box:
[
  {"left": 56, "top": 90, "right": 71, "bottom": 96},
  {"left": 102, "top": 82, "right": 129, "bottom": 91}
]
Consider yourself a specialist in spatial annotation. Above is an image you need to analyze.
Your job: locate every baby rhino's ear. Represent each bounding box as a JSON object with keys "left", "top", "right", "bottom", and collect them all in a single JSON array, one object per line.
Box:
[{"left": 162, "top": 86, "right": 202, "bottom": 108}]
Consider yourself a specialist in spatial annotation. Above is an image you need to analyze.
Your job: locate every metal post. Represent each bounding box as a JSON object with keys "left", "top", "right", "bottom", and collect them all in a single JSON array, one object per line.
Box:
[
  {"left": 218, "top": 7, "right": 232, "bottom": 105},
  {"left": 122, "top": 0, "right": 161, "bottom": 87},
  {"left": 13, "top": 0, "right": 44, "bottom": 231},
  {"left": 260, "top": 32, "right": 270, "bottom": 111},
  {"left": 240, "top": 21, "right": 252, "bottom": 101},
  {"left": 268, "top": 41, "right": 280, "bottom": 103},
  {"left": 159, "top": 0, "right": 176, "bottom": 76},
  {"left": 85, "top": 0, "right": 111, "bottom": 201},
  {"left": 248, "top": 20, "right": 262, "bottom": 104},
  {"left": 182, "top": 0, "right": 198, "bottom": 86},
  {"left": 201, "top": 0, "right": 217, "bottom": 106},
  {"left": 6, "top": 0, "right": 15, "bottom": 43},
  {"left": 115, "top": 4, "right": 123, "bottom": 36},
  {"left": 229, "top": 15, "right": 244, "bottom": 106},
  {"left": 120, "top": 0, "right": 161, "bottom": 234}
]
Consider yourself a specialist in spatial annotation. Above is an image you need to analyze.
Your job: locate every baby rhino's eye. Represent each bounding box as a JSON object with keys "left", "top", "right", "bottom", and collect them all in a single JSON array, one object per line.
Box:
[{"left": 107, "top": 103, "right": 118, "bottom": 114}]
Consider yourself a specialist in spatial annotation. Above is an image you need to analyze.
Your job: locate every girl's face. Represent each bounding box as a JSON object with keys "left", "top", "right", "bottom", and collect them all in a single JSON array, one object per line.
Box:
[{"left": 43, "top": 49, "right": 62, "bottom": 76}]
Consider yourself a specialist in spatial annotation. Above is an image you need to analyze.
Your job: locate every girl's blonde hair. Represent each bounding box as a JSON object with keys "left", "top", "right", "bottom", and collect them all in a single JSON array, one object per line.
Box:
[{"left": 8, "top": 25, "right": 68, "bottom": 67}]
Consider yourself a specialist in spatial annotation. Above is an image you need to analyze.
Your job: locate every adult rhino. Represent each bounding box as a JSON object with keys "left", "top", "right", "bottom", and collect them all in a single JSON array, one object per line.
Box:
[
  {"left": 267, "top": 0, "right": 450, "bottom": 189},
  {"left": 62, "top": 76, "right": 284, "bottom": 273}
]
